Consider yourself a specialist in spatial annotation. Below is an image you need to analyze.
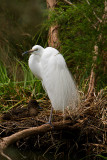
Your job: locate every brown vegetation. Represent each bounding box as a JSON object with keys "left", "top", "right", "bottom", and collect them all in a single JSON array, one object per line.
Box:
[{"left": 0, "top": 90, "right": 106, "bottom": 160}]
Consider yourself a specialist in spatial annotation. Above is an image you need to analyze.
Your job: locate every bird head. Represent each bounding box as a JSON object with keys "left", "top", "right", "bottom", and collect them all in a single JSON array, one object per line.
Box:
[{"left": 22, "top": 45, "right": 44, "bottom": 56}]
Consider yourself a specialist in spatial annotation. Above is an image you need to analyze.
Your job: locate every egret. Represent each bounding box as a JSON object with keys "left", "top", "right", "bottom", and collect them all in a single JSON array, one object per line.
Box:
[{"left": 22, "top": 45, "right": 79, "bottom": 123}]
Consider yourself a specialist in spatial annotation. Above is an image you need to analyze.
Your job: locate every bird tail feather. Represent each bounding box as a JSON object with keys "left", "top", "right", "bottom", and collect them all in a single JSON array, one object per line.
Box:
[{"left": 42, "top": 55, "right": 79, "bottom": 112}]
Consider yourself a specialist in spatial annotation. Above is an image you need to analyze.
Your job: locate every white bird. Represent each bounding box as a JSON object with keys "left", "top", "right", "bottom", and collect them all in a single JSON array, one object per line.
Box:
[{"left": 22, "top": 45, "right": 79, "bottom": 123}]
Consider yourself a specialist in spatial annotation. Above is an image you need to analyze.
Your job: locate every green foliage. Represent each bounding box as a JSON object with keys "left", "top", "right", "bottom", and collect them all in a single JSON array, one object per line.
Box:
[
  {"left": 0, "top": 60, "right": 44, "bottom": 112},
  {"left": 96, "top": 154, "right": 107, "bottom": 160},
  {"left": 45, "top": 0, "right": 106, "bottom": 91},
  {"left": 0, "top": 61, "right": 10, "bottom": 84},
  {"left": 0, "top": 0, "right": 47, "bottom": 112},
  {"left": 79, "top": 154, "right": 107, "bottom": 160}
]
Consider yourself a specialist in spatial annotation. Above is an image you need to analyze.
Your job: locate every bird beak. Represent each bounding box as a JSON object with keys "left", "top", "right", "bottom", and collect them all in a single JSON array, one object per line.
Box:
[{"left": 22, "top": 49, "right": 34, "bottom": 56}]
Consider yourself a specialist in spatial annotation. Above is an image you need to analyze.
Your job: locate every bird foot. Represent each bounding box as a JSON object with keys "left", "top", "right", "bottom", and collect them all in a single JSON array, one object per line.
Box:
[{"left": 46, "top": 121, "right": 54, "bottom": 128}]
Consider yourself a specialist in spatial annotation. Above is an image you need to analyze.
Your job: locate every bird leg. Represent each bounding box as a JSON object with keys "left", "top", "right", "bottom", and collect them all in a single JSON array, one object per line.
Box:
[{"left": 48, "top": 107, "right": 53, "bottom": 125}]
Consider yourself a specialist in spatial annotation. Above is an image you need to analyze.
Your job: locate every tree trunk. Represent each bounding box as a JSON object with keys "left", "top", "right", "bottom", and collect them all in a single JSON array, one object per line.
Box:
[{"left": 46, "top": 0, "right": 60, "bottom": 48}]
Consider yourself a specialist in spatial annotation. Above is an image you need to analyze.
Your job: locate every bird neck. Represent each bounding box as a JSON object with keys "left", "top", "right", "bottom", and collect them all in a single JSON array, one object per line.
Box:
[{"left": 28, "top": 54, "right": 42, "bottom": 79}]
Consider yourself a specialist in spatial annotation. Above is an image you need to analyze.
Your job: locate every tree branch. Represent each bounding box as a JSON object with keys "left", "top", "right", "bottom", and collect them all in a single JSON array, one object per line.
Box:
[
  {"left": 63, "top": 0, "right": 76, "bottom": 8},
  {"left": 0, "top": 119, "right": 85, "bottom": 159},
  {"left": 85, "top": 0, "right": 102, "bottom": 23},
  {"left": 63, "top": 0, "right": 73, "bottom": 6},
  {"left": 63, "top": 0, "right": 97, "bottom": 29},
  {"left": 0, "top": 152, "right": 12, "bottom": 160},
  {"left": 0, "top": 120, "right": 81, "bottom": 159}
]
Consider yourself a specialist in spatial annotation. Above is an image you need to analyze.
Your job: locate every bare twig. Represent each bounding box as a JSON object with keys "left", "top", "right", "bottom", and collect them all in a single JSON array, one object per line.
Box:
[
  {"left": 0, "top": 119, "right": 86, "bottom": 159},
  {"left": 63, "top": 0, "right": 73, "bottom": 6},
  {"left": 86, "top": 45, "right": 98, "bottom": 99},
  {"left": 86, "top": 143, "right": 107, "bottom": 149},
  {"left": 0, "top": 121, "right": 70, "bottom": 155},
  {"left": 63, "top": 0, "right": 97, "bottom": 29},
  {"left": 86, "top": 0, "right": 90, "bottom": 5},
  {"left": 0, "top": 152, "right": 12, "bottom": 160},
  {"left": 85, "top": 0, "right": 102, "bottom": 23},
  {"left": 63, "top": 0, "right": 76, "bottom": 8}
]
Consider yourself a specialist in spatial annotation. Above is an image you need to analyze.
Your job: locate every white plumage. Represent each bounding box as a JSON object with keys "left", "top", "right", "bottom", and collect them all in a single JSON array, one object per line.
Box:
[{"left": 23, "top": 45, "right": 79, "bottom": 113}]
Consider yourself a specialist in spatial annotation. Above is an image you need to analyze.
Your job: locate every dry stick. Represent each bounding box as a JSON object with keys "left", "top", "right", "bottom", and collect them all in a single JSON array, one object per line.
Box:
[
  {"left": 63, "top": 0, "right": 74, "bottom": 6},
  {"left": 63, "top": 0, "right": 97, "bottom": 30},
  {"left": 0, "top": 152, "right": 12, "bottom": 160},
  {"left": 8, "top": 98, "right": 26, "bottom": 110},
  {"left": 0, "top": 120, "right": 84, "bottom": 159},
  {"left": 87, "top": 45, "right": 98, "bottom": 99},
  {"left": 89, "top": 0, "right": 104, "bottom": 23},
  {"left": 0, "top": 120, "right": 82, "bottom": 159},
  {"left": 86, "top": 0, "right": 102, "bottom": 23},
  {"left": 86, "top": 143, "right": 107, "bottom": 149}
]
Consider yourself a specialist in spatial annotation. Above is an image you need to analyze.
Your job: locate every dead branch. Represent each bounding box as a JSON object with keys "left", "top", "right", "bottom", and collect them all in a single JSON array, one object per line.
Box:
[
  {"left": 86, "top": 143, "right": 107, "bottom": 150},
  {"left": 63, "top": 0, "right": 97, "bottom": 29},
  {"left": 0, "top": 152, "right": 12, "bottom": 160},
  {"left": 86, "top": 45, "right": 98, "bottom": 99},
  {"left": 0, "top": 120, "right": 84, "bottom": 159},
  {"left": 0, "top": 93, "right": 106, "bottom": 159},
  {"left": 85, "top": 0, "right": 102, "bottom": 23},
  {"left": 63, "top": 0, "right": 74, "bottom": 6}
]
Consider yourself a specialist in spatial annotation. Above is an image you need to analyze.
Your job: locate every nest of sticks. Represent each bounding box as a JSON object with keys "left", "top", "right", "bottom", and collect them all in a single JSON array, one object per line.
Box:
[{"left": 0, "top": 89, "right": 107, "bottom": 160}]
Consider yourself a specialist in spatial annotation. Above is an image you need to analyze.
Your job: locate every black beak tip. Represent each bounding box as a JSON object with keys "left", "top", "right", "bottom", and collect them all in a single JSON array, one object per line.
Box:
[{"left": 22, "top": 51, "right": 28, "bottom": 56}]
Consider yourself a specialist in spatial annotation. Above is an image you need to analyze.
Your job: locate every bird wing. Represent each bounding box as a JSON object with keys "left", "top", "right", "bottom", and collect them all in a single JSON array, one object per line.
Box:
[{"left": 41, "top": 53, "right": 79, "bottom": 111}]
